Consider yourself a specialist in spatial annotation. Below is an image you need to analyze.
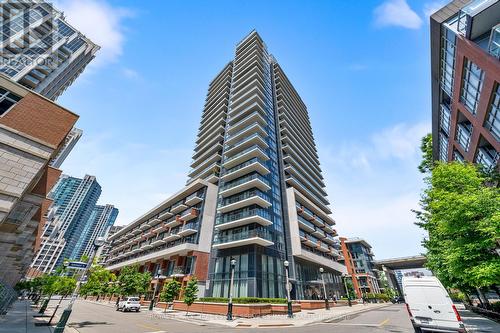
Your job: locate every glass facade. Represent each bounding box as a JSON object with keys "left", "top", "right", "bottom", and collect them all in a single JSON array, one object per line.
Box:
[
  {"left": 484, "top": 84, "right": 500, "bottom": 141},
  {"left": 456, "top": 122, "right": 473, "bottom": 152},
  {"left": 439, "top": 132, "right": 449, "bottom": 161},
  {"left": 440, "top": 104, "right": 451, "bottom": 135},
  {"left": 440, "top": 26, "right": 457, "bottom": 96},
  {"left": 460, "top": 59, "right": 484, "bottom": 114}
]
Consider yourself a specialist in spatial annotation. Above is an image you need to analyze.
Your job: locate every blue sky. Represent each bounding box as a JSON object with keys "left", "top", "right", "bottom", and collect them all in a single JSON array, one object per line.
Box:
[{"left": 54, "top": 0, "right": 448, "bottom": 259}]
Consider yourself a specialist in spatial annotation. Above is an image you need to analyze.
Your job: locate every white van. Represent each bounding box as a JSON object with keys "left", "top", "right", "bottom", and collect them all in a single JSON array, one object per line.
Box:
[{"left": 402, "top": 276, "right": 466, "bottom": 333}]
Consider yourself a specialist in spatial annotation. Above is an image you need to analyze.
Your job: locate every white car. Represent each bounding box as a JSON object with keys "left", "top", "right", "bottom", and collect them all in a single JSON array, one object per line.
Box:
[
  {"left": 403, "top": 276, "right": 466, "bottom": 333},
  {"left": 117, "top": 297, "right": 141, "bottom": 312}
]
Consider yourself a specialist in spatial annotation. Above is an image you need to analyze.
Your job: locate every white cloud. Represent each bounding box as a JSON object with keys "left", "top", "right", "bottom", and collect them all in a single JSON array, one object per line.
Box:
[
  {"left": 374, "top": 0, "right": 423, "bottom": 29},
  {"left": 423, "top": 1, "right": 447, "bottom": 18},
  {"left": 318, "top": 122, "right": 430, "bottom": 258},
  {"left": 372, "top": 122, "right": 430, "bottom": 160},
  {"left": 57, "top": 0, "right": 133, "bottom": 66},
  {"left": 121, "top": 68, "right": 140, "bottom": 79}
]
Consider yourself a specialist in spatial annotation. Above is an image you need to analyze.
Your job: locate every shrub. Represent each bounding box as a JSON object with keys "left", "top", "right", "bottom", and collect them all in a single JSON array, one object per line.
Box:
[{"left": 198, "top": 297, "right": 287, "bottom": 304}]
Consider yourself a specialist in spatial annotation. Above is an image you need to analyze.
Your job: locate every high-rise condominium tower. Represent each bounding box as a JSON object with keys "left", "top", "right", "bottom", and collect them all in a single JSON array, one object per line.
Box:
[
  {"left": 30, "top": 175, "right": 102, "bottom": 274},
  {"left": 0, "top": 0, "right": 99, "bottom": 100},
  {"left": 80, "top": 204, "right": 119, "bottom": 258},
  {"left": 190, "top": 31, "right": 345, "bottom": 299},
  {"left": 431, "top": 0, "right": 499, "bottom": 167}
]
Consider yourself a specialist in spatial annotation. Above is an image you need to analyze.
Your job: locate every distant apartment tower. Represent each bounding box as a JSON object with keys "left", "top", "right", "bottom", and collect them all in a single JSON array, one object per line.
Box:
[
  {"left": 431, "top": 0, "right": 500, "bottom": 168},
  {"left": 0, "top": 75, "right": 78, "bottom": 286},
  {"left": 0, "top": 0, "right": 100, "bottom": 100},
  {"left": 80, "top": 204, "right": 118, "bottom": 258},
  {"left": 98, "top": 225, "right": 123, "bottom": 265},
  {"left": 30, "top": 175, "right": 102, "bottom": 274},
  {"left": 339, "top": 237, "right": 381, "bottom": 298},
  {"left": 191, "top": 31, "right": 345, "bottom": 299}
]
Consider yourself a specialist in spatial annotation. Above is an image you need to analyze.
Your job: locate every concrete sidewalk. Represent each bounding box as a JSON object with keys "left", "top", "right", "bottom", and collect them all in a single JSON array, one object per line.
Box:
[
  {"left": 149, "top": 303, "right": 391, "bottom": 328},
  {"left": 0, "top": 299, "right": 52, "bottom": 333}
]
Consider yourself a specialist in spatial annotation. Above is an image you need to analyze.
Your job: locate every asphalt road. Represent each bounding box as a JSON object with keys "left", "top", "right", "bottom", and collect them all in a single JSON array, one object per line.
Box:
[{"left": 50, "top": 300, "right": 417, "bottom": 333}]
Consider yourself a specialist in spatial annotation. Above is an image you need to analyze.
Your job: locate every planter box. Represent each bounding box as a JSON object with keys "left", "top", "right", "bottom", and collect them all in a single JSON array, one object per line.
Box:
[
  {"left": 270, "top": 303, "right": 301, "bottom": 314},
  {"left": 297, "top": 300, "right": 332, "bottom": 310},
  {"left": 172, "top": 301, "right": 272, "bottom": 318}
]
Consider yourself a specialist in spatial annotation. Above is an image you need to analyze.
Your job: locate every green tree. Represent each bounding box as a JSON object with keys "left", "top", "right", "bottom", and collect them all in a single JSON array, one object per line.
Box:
[
  {"left": 418, "top": 134, "right": 434, "bottom": 174},
  {"left": 415, "top": 144, "right": 500, "bottom": 302},
  {"left": 38, "top": 274, "right": 59, "bottom": 314},
  {"left": 182, "top": 277, "right": 198, "bottom": 315},
  {"left": 159, "top": 280, "right": 181, "bottom": 311},
  {"left": 116, "top": 265, "right": 151, "bottom": 297},
  {"left": 80, "top": 263, "right": 116, "bottom": 300}
]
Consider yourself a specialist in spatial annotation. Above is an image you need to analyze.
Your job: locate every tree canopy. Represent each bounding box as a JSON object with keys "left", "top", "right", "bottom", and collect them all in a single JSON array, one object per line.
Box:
[
  {"left": 116, "top": 265, "right": 151, "bottom": 297},
  {"left": 415, "top": 136, "right": 500, "bottom": 291}
]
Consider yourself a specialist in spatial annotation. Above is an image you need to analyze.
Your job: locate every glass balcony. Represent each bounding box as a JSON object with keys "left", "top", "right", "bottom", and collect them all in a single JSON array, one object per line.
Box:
[
  {"left": 488, "top": 25, "right": 500, "bottom": 59},
  {"left": 219, "top": 189, "right": 271, "bottom": 213},
  {"left": 476, "top": 146, "right": 499, "bottom": 171},
  {"left": 221, "top": 157, "right": 270, "bottom": 182},
  {"left": 223, "top": 145, "right": 269, "bottom": 169},
  {"left": 225, "top": 133, "right": 269, "bottom": 157},
  {"left": 212, "top": 229, "right": 274, "bottom": 249},
  {"left": 185, "top": 191, "right": 203, "bottom": 206},
  {"left": 215, "top": 206, "right": 272, "bottom": 230},
  {"left": 164, "top": 216, "right": 182, "bottom": 228},
  {"left": 297, "top": 215, "right": 315, "bottom": 233},
  {"left": 225, "top": 122, "right": 267, "bottom": 146},
  {"left": 180, "top": 207, "right": 199, "bottom": 222},
  {"left": 219, "top": 173, "right": 271, "bottom": 197},
  {"left": 171, "top": 201, "right": 188, "bottom": 214},
  {"left": 456, "top": 122, "right": 473, "bottom": 152},
  {"left": 158, "top": 210, "right": 173, "bottom": 220},
  {"left": 177, "top": 222, "right": 199, "bottom": 237}
]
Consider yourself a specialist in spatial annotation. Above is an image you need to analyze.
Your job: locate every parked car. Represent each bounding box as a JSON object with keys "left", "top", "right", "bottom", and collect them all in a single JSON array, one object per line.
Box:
[
  {"left": 403, "top": 276, "right": 466, "bottom": 333},
  {"left": 117, "top": 297, "right": 141, "bottom": 312}
]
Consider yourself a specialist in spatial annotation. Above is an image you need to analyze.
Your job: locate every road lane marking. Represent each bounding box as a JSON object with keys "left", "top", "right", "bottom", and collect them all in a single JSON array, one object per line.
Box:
[
  {"left": 379, "top": 318, "right": 390, "bottom": 326},
  {"left": 137, "top": 323, "right": 161, "bottom": 331}
]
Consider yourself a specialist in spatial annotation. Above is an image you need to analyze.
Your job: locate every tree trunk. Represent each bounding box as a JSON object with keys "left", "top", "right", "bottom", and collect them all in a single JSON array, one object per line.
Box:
[
  {"left": 478, "top": 287, "right": 491, "bottom": 310},
  {"left": 463, "top": 293, "right": 473, "bottom": 306}
]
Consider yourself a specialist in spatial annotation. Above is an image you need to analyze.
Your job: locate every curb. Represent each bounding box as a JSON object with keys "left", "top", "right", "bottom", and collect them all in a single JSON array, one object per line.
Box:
[{"left": 315, "top": 303, "right": 394, "bottom": 325}]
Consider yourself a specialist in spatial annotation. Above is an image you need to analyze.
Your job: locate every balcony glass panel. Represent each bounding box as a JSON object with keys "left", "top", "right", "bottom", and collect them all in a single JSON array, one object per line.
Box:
[
  {"left": 220, "top": 189, "right": 270, "bottom": 207},
  {"left": 456, "top": 122, "right": 473, "bottom": 152},
  {"left": 488, "top": 25, "right": 500, "bottom": 59},
  {"left": 216, "top": 205, "right": 271, "bottom": 225},
  {"left": 460, "top": 58, "right": 484, "bottom": 114},
  {"left": 220, "top": 172, "right": 270, "bottom": 192},
  {"left": 213, "top": 228, "right": 272, "bottom": 245},
  {"left": 485, "top": 84, "right": 500, "bottom": 141}
]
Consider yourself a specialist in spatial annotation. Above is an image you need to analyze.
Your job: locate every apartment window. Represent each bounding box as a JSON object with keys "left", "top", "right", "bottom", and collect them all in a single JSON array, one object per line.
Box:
[
  {"left": 440, "top": 104, "right": 451, "bottom": 135},
  {"left": 484, "top": 83, "right": 500, "bottom": 141},
  {"left": 0, "top": 88, "right": 22, "bottom": 116},
  {"left": 440, "top": 27, "right": 457, "bottom": 96},
  {"left": 475, "top": 145, "right": 499, "bottom": 171},
  {"left": 460, "top": 59, "right": 484, "bottom": 114},
  {"left": 456, "top": 121, "right": 473, "bottom": 152},
  {"left": 439, "top": 132, "right": 449, "bottom": 161},
  {"left": 453, "top": 149, "right": 465, "bottom": 162}
]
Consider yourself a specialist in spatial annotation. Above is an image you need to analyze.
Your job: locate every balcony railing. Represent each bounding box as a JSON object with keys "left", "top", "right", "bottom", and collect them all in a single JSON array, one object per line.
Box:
[
  {"left": 220, "top": 189, "right": 270, "bottom": 207},
  {"left": 220, "top": 173, "right": 270, "bottom": 192},
  {"left": 213, "top": 229, "right": 273, "bottom": 245},
  {"left": 216, "top": 206, "right": 271, "bottom": 225}
]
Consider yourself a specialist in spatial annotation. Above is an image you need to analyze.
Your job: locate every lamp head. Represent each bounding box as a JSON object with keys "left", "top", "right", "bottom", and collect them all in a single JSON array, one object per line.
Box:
[
  {"left": 230, "top": 258, "right": 236, "bottom": 267},
  {"left": 94, "top": 236, "right": 106, "bottom": 247},
  {"left": 319, "top": 267, "right": 324, "bottom": 273},
  {"left": 284, "top": 260, "right": 289, "bottom": 267}
]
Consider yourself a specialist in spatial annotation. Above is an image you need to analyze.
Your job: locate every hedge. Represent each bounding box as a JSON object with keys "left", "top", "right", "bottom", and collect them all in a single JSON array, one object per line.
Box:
[{"left": 198, "top": 297, "right": 287, "bottom": 304}]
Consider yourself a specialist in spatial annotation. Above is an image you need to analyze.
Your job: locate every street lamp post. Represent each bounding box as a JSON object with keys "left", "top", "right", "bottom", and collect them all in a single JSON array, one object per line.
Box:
[
  {"left": 319, "top": 267, "right": 330, "bottom": 310},
  {"left": 342, "top": 274, "right": 352, "bottom": 307},
  {"left": 149, "top": 270, "right": 167, "bottom": 311},
  {"left": 284, "top": 260, "right": 293, "bottom": 318},
  {"left": 226, "top": 258, "right": 236, "bottom": 321},
  {"left": 54, "top": 237, "right": 106, "bottom": 333}
]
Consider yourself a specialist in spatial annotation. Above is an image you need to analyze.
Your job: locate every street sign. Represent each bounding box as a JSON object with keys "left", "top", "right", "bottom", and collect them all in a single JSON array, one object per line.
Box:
[{"left": 67, "top": 261, "right": 88, "bottom": 269}]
